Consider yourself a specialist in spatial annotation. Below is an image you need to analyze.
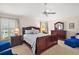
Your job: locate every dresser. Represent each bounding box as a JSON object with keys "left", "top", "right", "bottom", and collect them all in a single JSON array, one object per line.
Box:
[{"left": 51, "top": 30, "right": 66, "bottom": 40}]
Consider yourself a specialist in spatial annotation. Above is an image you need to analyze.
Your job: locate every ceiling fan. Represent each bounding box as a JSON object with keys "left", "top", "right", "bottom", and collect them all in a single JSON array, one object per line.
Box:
[{"left": 43, "top": 3, "right": 56, "bottom": 16}]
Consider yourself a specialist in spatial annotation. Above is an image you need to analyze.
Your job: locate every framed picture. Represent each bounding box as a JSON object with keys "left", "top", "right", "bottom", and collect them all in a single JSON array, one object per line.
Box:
[{"left": 69, "top": 23, "right": 75, "bottom": 29}]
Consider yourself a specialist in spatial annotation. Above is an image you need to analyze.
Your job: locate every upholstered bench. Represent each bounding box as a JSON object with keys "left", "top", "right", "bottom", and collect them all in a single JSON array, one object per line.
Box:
[
  {"left": 0, "top": 49, "right": 13, "bottom": 55},
  {"left": 0, "top": 41, "right": 11, "bottom": 52},
  {"left": 64, "top": 36, "right": 79, "bottom": 48},
  {"left": 0, "top": 41, "right": 17, "bottom": 55}
]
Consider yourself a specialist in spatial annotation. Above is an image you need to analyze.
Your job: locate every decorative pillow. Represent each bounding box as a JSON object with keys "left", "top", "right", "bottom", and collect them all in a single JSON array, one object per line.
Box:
[
  {"left": 25, "top": 30, "right": 32, "bottom": 34},
  {"left": 31, "top": 28, "right": 39, "bottom": 34},
  {"left": 33, "top": 30, "right": 39, "bottom": 34},
  {"left": 76, "top": 35, "right": 79, "bottom": 39},
  {"left": 25, "top": 28, "right": 39, "bottom": 34}
]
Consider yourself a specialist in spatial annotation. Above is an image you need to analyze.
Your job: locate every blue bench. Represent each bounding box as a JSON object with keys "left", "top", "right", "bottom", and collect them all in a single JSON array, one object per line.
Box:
[
  {"left": 0, "top": 49, "right": 13, "bottom": 55},
  {"left": 0, "top": 41, "right": 11, "bottom": 52},
  {"left": 64, "top": 36, "right": 79, "bottom": 48},
  {"left": 0, "top": 41, "right": 16, "bottom": 55}
]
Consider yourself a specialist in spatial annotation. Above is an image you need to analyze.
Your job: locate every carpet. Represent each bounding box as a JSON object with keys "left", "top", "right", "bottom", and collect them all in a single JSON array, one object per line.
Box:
[{"left": 11, "top": 40, "right": 79, "bottom": 55}]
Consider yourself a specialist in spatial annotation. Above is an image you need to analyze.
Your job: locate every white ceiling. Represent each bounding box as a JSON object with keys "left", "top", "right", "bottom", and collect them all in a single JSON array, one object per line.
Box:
[
  {"left": 0, "top": 3, "right": 42, "bottom": 17},
  {"left": 0, "top": 3, "right": 79, "bottom": 20}
]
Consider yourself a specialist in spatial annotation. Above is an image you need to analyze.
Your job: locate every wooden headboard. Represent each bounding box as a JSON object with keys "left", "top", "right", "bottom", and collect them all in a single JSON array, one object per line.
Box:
[{"left": 22, "top": 26, "right": 40, "bottom": 35}]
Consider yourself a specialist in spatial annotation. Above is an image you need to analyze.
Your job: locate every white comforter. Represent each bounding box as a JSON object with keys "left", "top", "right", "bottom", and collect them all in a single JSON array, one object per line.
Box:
[{"left": 23, "top": 33, "right": 49, "bottom": 54}]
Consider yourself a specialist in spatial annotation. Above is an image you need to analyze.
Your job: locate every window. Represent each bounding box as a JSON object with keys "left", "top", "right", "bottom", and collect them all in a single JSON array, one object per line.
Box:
[{"left": 0, "top": 17, "right": 20, "bottom": 40}]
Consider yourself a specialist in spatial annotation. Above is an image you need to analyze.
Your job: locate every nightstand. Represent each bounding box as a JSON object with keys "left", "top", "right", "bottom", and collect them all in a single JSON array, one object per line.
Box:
[{"left": 11, "top": 35, "right": 23, "bottom": 47}]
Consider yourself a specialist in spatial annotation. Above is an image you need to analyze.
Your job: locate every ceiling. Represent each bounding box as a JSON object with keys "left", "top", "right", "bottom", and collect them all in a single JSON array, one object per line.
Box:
[
  {"left": 0, "top": 3, "right": 42, "bottom": 16},
  {"left": 0, "top": 3, "right": 79, "bottom": 20}
]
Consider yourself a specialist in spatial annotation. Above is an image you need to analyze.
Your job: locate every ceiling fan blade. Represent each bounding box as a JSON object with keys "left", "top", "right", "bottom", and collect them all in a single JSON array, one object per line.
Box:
[{"left": 47, "top": 12, "right": 56, "bottom": 14}]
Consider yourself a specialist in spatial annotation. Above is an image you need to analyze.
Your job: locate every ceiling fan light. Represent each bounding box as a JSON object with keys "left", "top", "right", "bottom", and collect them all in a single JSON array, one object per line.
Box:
[
  {"left": 43, "top": 3, "right": 56, "bottom": 16},
  {"left": 45, "top": 9, "right": 50, "bottom": 12}
]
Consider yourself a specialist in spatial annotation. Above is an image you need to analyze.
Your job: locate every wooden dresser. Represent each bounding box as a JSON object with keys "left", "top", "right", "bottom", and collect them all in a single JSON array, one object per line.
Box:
[{"left": 51, "top": 30, "right": 66, "bottom": 40}]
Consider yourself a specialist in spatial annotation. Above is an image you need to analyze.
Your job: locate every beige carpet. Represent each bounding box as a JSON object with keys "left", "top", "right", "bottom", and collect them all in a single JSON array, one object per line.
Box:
[
  {"left": 11, "top": 44, "right": 32, "bottom": 55},
  {"left": 11, "top": 40, "right": 79, "bottom": 55}
]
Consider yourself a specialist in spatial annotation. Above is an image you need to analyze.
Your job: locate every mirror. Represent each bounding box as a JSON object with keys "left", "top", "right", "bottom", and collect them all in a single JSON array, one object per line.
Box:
[{"left": 54, "top": 22, "right": 64, "bottom": 30}]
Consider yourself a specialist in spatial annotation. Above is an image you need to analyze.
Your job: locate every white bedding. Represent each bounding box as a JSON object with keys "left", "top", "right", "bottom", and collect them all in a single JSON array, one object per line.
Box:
[{"left": 23, "top": 33, "right": 49, "bottom": 54}]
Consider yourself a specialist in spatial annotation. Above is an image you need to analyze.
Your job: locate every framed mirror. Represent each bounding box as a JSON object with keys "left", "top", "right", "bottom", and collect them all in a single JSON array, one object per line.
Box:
[{"left": 54, "top": 22, "right": 64, "bottom": 30}]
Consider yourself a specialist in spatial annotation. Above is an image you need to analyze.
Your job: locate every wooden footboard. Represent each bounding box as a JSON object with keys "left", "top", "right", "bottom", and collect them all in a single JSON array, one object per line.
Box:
[
  {"left": 23, "top": 35, "right": 58, "bottom": 55},
  {"left": 35, "top": 35, "right": 58, "bottom": 55}
]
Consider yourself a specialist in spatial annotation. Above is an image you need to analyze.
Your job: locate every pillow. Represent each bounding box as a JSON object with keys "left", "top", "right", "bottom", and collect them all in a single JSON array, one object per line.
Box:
[
  {"left": 25, "top": 30, "right": 32, "bottom": 34},
  {"left": 33, "top": 30, "right": 39, "bottom": 34},
  {"left": 32, "top": 28, "right": 39, "bottom": 34},
  {"left": 76, "top": 35, "right": 79, "bottom": 39},
  {"left": 25, "top": 28, "right": 39, "bottom": 34}
]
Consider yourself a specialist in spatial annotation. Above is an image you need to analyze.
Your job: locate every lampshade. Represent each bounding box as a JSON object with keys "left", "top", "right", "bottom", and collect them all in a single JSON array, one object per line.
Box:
[
  {"left": 15, "top": 28, "right": 19, "bottom": 32},
  {"left": 14, "top": 28, "right": 20, "bottom": 35}
]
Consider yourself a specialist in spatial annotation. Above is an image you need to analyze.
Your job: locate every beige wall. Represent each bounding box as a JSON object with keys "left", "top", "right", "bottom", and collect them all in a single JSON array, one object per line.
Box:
[
  {"left": 48, "top": 16, "right": 79, "bottom": 38},
  {"left": 19, "top": 16, "right": 40, "bottom": 34}
]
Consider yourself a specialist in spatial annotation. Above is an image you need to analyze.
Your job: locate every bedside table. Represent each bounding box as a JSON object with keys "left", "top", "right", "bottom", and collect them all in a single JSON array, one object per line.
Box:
[{"left": 11, "top": 35, "right": 23, "bottom": 47}]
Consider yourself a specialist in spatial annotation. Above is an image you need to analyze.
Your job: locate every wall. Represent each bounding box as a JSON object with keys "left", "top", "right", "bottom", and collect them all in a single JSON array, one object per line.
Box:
[{"left": 48, "top": 16, "right": 79, "bottom": 38}]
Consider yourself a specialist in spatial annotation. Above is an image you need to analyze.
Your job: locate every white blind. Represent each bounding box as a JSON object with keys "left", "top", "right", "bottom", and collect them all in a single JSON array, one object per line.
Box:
[{"left": 0, "top": 17, "right": 19, "bottom": 40}]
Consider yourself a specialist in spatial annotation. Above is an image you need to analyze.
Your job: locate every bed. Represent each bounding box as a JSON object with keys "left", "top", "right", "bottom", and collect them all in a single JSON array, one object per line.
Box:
[{"left": 22, "top": 26, "right": 58, "bottom": 55}]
